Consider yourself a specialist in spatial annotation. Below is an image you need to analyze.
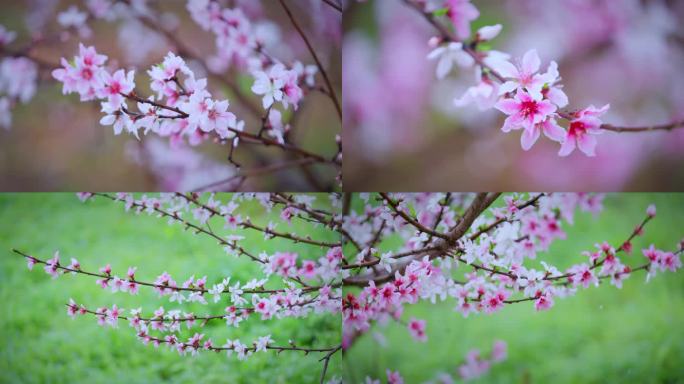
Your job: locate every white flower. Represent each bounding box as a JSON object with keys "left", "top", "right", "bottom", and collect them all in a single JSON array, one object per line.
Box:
[
  {"left": 254, "top": 335, "right": 273, "bottom": 352},
  {"left": 57, "top": 6, "right": 88, "bottom": 29},
  {"left": 251, "top": 65, "right": 286, "bottom": 109},
  {"left": 378, "top": 252, "right": 395, "bottom": 273},
  {"left": 476, "top": 24, "right": 502, "bottom": 41},
  {"left": 99, "top": 101, "right": 137, "bottom": 138},
  {"left": 427, "top": 42, "right": 474, "bottom": 79}
]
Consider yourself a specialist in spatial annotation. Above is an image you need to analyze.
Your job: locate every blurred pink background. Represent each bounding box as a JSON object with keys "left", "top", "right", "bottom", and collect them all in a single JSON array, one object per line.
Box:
[{"left": 343, "top": 0, "right": 684, "bottom": 191}]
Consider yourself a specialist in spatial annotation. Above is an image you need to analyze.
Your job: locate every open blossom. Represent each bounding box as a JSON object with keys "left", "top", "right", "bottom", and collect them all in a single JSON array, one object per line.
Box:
[
  {"left": 407, "top": 318, "right": 427, "bottom": 342},
  {"left": 534, "top": 294, "right": 554, "bottom": 311},
  {"left": 497, "top": 49, "right": 552, "bottom": 100},
  {"left": 204, "top": 99, "right": 237, "bottom": 138},
  {"left": 97, "top": 69, "right": 136, "bottom": 107},
  {"left": 100, "top": 101, "right": 136, "bottom": 137},
  {"left": 495, "top": 90, "right": 557, "bottom": 133},
  {"left": 67, "top": 298, "right": 79, "bottom": 318},
  {"left": 427, "top": 42, "right": 474, "bottom": 79},
  {"left": 558, "top": 104, "right": 610, "bottom": 157},
  {"left": 52, "top": 44, "right": 108, "bottom": 100},
  {"left": 520, "top": 118, "right": 566, "bottom": 151},
  {"left": 445, "top": 0, "right": 479, "bottom": 39},
  {"left": 454, "top": 68, "right": 499, "bottom": 111},
  {"left": 254, "top": 335, "right": 273, "bottom": 352},
  {"left": 44, "top": 251, "right": 60, "bottom": 279},
  {"left": 251, "top": 66, "right": 285, "bottom": 109}
]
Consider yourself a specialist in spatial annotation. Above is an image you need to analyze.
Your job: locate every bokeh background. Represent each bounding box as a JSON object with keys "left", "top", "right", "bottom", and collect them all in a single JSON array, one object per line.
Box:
[
  {"left": 343, "top": 194, "right": 684, "bottom": 383},
  {"left": 0, "top": 0, "right": 341, "bottom": 191},
  {"left": 0, "top": 193, "right": 341, "bottom": 383},
  {"left": 343, "top": 0, "right": 684, "bottom": 191}
]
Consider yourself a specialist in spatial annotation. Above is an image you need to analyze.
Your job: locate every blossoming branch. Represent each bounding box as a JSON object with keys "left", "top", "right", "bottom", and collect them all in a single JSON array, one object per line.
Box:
[
  {"left": 406, "top": 0, "right": 684, "bottom": 156},
  {"left": 341, "top": 192, "right": 683, "bottom": 381},
  {"left": 17, "top": 192, "right": 344, "bottom": 383},
  {"left": 0, "top": 0, "right": 341, "bottom": 190}
]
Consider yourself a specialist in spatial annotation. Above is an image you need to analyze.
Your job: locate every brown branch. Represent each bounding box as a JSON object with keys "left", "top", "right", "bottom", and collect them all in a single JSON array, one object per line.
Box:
[
  {"left": 177, "top": 193, "right": 342, "bottom": 248},
  {"left": 278, "top": 0, "right": 342, "bottom": 120},
  {"left": 321, "top": 0, "right": 342, "bottom": 12},
  {"left": 379, "top": 193, "right": 451, "bottom": 241},
  {"left": 401, "top": 0, "right": 684, "bottom": 135}
]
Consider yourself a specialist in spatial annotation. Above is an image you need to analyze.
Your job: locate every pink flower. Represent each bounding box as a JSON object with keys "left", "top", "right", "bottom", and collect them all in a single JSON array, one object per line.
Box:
[
  {"left": 495, "top": 90, "right": 556, "bottom": 132},
  {"left": 97, "top": 69, "right": 135, "bottom": 107},
  {"left": 204, "top": 99, "right": 236, "bottom": 138},
  {"left": 107, "top": 304, "right": 120, "bottom": 327},
  {"left": 520, "top": 118, "right": 566, "bottom": 151},
  {"left": 68, "top": 257, "right": 80, "bottom": 270},
  {"left": 481, "top": 290, "right": 507, "bottom": 313},
  {"left": 642, "top": 244, "right": 660, "bottom": 263},
  {"left": 445, "top": 0, "right": 480, "bottom": 39},
  {"left": 568, "top": 264, "right": 598, "bottom": 289},
  {"left": 386, "top": 369, "right": 404, "bottom": 384},
  {"left": 491, "top": 340, "right": 507, "bottom": 362},
  {"left": 407, "top": 318, "right": 427, "bottom": 342},
  {"left": 281, "top": 69, "right": 303, "bottom": 110},
  {"left": 26, "top": 255, "right": 38, "bottom": 271},
  {"left": 659, "top": 252, "right": 682, "bottom": 272},
  {"left": 299, "top": 260, "right": 317, "bottom": 280},
  {"left": 497, "top": 50, "right": 551, "bottom": 100},
  {"left": 558, "top": 104, "right": 609, "bottom": 157},
  {"left": 280, "top": 207, "right": 295, "bottom": 223},
  {"left": 534, "top": 294, "right": 554, "bottom": 311},
  {"left": 44, "top": 251, "right": 60, "bottom": 279},
  {"left": 100, "top": 263, "right": 112, "bottom": 275},
  {"left": 67, "top": 298, "right": 78, "bottom": 318},
  {"left": 646, "top": 204, "right": 656, "bottom": 218},
  {"left": 76, "top": 43, "right": 107, "bottom": 68}
]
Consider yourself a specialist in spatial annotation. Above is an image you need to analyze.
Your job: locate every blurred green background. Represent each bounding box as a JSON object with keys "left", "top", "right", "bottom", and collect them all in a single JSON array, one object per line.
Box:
[
  {"left": 343, "top": 194, "right": 684, "bottom": 384},
  {"left": 0, "top": 193, "right": 341, "bottom": 384}
]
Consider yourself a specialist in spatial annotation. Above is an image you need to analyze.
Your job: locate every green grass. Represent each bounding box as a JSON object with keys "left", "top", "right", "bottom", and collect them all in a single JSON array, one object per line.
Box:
[
  {"left": 343, "top": 194, "right": 684, "bottom": 384},
  {"left": 0, "top": 194, "right": 341, "bottom": 384}
]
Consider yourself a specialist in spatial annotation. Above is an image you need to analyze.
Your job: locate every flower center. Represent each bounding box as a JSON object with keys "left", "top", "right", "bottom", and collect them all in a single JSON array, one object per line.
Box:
[
  {"left": 569, "top": 121, "right": 586, "bottom": 137},
  {"left": 520, "top": 100, "right": 539, "bottom": 117}
]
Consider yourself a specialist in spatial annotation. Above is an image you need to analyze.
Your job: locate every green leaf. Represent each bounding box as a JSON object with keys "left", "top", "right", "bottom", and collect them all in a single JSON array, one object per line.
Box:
[{"left": 433, "top": 7, "right": 449, "bottom": 17}]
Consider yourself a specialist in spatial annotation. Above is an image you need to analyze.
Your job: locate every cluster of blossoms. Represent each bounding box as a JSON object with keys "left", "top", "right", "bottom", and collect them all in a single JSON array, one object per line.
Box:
[
  {"left": 341, "top": 192, "right": 683, "bottom": 380},
  {"left": 423, "top": 0, "right": 613, "bottom": 156},
  {"left": 0, "top": 25, "right": 38, "bottom": 129},
  {"left": 19, "top": 192, "right": 343, "bottom": 381},
  {"left": 1, "top": 1, "right": 340, "bottom": 190},
  {"left": 52, "top": 45, "right": 243, "bottom": 144},
  {"left": 66, "top": 298, "right": 276, "bottom": 360},
  {"left": 186, "top": 0, "right": 321, "bottom": 143}
]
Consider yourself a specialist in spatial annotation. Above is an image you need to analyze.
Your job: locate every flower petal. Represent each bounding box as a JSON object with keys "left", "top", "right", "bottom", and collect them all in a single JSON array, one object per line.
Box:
[
  {"left": 521, "top": 126, "right": 541, "bottom": 151},
  {"left": 522, "top": 49, "right": 541, "bottom": 75}
]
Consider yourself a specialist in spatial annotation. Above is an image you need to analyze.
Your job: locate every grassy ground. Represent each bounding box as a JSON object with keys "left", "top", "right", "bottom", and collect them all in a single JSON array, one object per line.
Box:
[
  {"left": 343, "top": 194, "right": 684, "bottom": 384},
  {"left": 0, "top": 193, "right": 341, "bottom": 384}
]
